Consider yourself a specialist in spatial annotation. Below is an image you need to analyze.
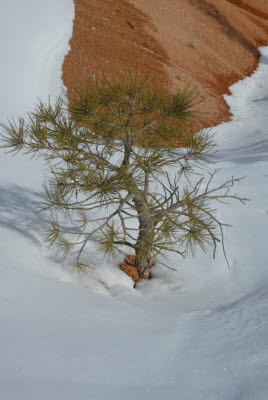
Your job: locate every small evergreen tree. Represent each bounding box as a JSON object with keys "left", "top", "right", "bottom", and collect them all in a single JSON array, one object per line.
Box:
[{"left": 0, "top": 72, "right": 248, "bottom": 279}]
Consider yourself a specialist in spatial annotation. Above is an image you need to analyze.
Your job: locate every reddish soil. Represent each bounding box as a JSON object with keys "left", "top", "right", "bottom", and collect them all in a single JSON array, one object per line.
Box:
[
  {"left": 62, "top": 0, "right": 268, "bottom": 128},
  {"left": 119, "top": 255, "right": 155, "bottom": 285},
  {"left": 119, "top": 255, "right": 141, "bottom": 285}
]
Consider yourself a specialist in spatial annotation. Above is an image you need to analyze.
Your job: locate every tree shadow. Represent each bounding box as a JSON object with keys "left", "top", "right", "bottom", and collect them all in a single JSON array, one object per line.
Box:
[
  {"left": 190, "top": 0, "right": 259, "bottom": 58},
  {"left": 0, "top": 184, "right": 48, "bottom": 246}
]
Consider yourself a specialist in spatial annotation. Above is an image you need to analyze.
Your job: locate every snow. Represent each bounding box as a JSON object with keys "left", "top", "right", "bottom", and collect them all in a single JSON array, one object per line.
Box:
[{"left": 0, "top": 1, "right": 268, "bottom": 398}]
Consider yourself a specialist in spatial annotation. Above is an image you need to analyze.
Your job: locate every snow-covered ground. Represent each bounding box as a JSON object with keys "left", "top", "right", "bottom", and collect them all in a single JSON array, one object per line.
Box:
[{"left": 0, "top": 1, "right": 268, "bottom": 399}]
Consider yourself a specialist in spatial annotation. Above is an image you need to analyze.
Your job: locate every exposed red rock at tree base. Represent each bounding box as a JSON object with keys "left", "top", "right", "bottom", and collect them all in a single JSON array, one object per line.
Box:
[
  {"left": 119, "top": 255, "right": 155, "bottom": 284},
  {"left": 119, "top": 255, "right": 141, "bottom": 285}
]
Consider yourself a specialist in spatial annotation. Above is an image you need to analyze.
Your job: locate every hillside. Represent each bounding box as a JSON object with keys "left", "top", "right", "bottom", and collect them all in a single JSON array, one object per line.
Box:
[{"left": 62, "top": 0, "right": 268, "bottom": 127}]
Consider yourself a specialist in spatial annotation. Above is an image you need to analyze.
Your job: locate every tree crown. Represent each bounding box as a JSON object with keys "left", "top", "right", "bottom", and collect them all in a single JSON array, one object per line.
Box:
[{"left": 0, "top": 71, "right": 248, "bottom": 278}]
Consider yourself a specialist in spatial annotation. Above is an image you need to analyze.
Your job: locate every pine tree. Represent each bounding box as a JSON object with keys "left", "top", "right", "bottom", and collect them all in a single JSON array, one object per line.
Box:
[{"left": 0, "top": 71, "right": 248, "bottom": 279}]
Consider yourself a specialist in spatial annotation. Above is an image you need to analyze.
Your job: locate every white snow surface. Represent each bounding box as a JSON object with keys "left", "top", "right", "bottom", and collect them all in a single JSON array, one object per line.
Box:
[{"left": 0, "top": 2, "right": 268, "bottom": 399}]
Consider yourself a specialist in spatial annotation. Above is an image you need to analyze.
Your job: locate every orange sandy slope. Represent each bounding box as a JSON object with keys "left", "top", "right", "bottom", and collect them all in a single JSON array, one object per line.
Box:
[{"left": 62, "top": 0, "right": 268, "bottom": 128}]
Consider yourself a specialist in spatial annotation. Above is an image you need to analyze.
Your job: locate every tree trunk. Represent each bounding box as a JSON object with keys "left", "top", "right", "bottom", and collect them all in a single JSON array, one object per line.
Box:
[
  {"left": 132, "top": 194, "right": 156, "bottom": 279},
  {"left": 134, "top": 208, "right": 155, "bottom": 279},
  {"left": 135, "top": 246, "right": 152, "bottom": 279}
]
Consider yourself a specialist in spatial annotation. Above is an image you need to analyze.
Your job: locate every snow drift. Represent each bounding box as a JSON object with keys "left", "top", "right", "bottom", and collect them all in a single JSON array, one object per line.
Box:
[{"left": 0, "top": 1, "right": 268, "bottom": 399}]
